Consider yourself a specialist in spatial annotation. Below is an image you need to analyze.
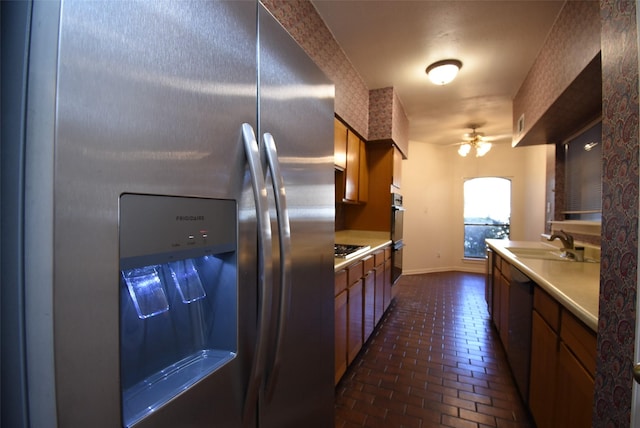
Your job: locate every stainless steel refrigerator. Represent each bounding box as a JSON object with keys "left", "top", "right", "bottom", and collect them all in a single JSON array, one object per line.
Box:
[{"left": 1, "top": 1, "right": 335, "bottom": 427}]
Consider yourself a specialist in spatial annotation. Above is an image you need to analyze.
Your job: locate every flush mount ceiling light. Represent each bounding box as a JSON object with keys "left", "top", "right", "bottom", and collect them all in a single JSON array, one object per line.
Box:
[
  {"left": 425, "top": 59, "right": 463, "bottom": 85},
  {"left": 457, "top": 127, "right": 492, "bottom": 157}
]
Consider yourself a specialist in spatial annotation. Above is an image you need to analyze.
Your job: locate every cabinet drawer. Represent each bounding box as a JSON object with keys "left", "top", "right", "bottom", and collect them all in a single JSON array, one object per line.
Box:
[
  {"left": 347, "top": 261, "right": 363, "bottom": 287},
  {"left": 373, "top": 250, "right": 385, "bottom": 267},
  {"left": 495, "top": 254, "right": 503, "bottom": 273},
  {"left": 335, "top": 269, "right": 347, "bottom": 296},
  {"left": 501, "top": 260, "right": 511, "bottom": 282},
  {"left": 363, "top": 255, "right": 374, "bottom": 272},
  {"left": 384, "top": 247, "right": 391, "bottom": 260},
  {"left": 560, "top": 309, "right": 597, "bottom": 377},
  {"left": 534, "top": 287, "right": 560, "bottom": 332}
]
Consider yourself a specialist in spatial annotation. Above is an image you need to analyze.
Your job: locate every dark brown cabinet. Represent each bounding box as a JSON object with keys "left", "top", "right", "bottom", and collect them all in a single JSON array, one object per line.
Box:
[
  {"left": 383, "top": 247, "right": 392, "bottom": 306},
  {"left": 529, "top": 288, "right": 560, "bottom": 428},
  {"left": 373, "top": 250, "right": 385, "bottom": 325},
  {"left": 344, "top": 129, "right": 367, "bottom": 204},
  {"left": 488, "top": 252, "right": 596, "bottom": 427},
  {"left": 346, "top": 261, "right": 364, "bottom": 364},
  {"left": 334, "top": 244, "right": 392, "bottom": 384},
  {"left": 554, "top": 309, "right": 596, "bottom": 428},
  {"left": 334, "top": 270, "right": 348, "bottom": 385},
  {"left": 362, "top": 256, "right": 375, "bottom": 341},
  {"left": 334, "top": 118, "right": 367, "bottom": 204},
  {"left": 491, "top": 253, "right": 511, "bottom": 351},
  {"left": 334, "top": 118, "right": 347, "bottom": 170}
]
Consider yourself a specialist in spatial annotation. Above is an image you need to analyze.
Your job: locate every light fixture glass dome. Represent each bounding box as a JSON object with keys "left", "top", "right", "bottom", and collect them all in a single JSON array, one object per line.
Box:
[
  {"left": 426, "top": 59, "right": 462, "bottom": 85},
  {"left": 458, "top": 143, "right": 471, "bottom": 157}
]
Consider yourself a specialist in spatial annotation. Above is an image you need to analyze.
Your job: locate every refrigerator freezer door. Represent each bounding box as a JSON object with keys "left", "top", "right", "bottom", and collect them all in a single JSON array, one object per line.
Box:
[
  {"left": 257, "top": 6, "right": 336, "bottom": 427},
  {"left": 25, "top": 1, "right": 258, "bottom": 426}
]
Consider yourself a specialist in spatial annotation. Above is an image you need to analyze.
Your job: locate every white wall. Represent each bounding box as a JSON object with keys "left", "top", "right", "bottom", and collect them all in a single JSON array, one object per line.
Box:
[{"left": 402, "top": 140, "right": 548, "bottom": 274}]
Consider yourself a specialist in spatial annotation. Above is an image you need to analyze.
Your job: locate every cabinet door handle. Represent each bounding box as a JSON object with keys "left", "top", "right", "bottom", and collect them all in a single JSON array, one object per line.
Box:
[{"left": 633, "top": 363, "right": 640, "bottom": 384}]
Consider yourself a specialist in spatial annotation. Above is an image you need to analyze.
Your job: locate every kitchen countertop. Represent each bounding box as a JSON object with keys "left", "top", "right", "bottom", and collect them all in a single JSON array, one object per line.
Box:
[
  {"left": 334, "top": 230, "right": 392, "bottom": 271},
  {"left": 486, "top": 239, "right": 600, "bottom": 332}
]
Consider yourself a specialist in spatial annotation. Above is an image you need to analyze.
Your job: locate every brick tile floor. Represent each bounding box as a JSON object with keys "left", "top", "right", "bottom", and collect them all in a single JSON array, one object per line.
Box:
[{"left": 335, "top": 272, "right": 534, "bottom": 428}]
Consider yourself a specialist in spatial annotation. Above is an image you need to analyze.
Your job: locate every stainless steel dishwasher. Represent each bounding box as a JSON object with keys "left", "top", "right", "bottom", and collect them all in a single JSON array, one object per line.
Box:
[{"left": 508, "top": 265, "right": 534, "bottom": 402}]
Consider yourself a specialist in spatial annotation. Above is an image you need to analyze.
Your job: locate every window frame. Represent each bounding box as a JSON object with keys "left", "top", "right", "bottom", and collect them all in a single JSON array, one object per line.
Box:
[{"left": 463, "top": 177, "right": 512, "bottom": 259}]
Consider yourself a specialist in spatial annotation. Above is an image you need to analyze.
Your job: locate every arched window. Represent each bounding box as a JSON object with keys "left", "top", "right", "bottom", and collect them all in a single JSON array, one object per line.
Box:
[{"left": 463, "top": 177, "right": 511, "bottom": 258}]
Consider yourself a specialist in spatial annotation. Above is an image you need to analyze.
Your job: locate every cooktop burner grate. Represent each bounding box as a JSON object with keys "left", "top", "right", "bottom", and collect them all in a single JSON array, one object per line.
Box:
[{"left": 334, "top": 244, "right": 370, "bottom": 259}]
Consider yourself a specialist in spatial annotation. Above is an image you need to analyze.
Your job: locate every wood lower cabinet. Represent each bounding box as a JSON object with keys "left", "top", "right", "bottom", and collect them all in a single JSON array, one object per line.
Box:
[
  {"left": 555, "top": 343, "right": 594, "bottom": 428},
  {"left": 554, "top": 310, "right": 596, "bottom": 428},
  {"left": 373, "top": 250, "right": 385, "bottom": 325},
  {"left": 334, "top": 245, "right": 393, "bottom": 384},
  {"left": 488, "top": 252, "right": 596, "bottom": 427},
  {"left": 362, "top": 256, "right": 375, "bottom": 341},
  {"left": 383, "top": 248, "right": 392, "bottom": 310},
  {"left": 529, "top": 310, "right": 559, "bottom": 428},
  {"left": 491, "top": 253, "right": 511, "bottom": 351},
  {"left": 346, "top": 261, "right": 364, "bottom": 365},
  {"left": 334, "top": 289, "right": 348, "bottom": 385},
  {"left": 528, "top": 287, "right": 596, "bottom": 428}
]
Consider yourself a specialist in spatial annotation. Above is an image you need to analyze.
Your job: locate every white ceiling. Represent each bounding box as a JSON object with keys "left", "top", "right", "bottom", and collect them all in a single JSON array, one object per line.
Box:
[{"left": 312, "top": 0, "right": 565, "bottom": 147}]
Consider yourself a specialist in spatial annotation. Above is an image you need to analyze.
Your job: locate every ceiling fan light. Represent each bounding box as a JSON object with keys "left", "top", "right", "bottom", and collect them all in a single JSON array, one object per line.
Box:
[
  {"left": 458, "top": 143, "right": 471, "bottom": 157},
  {"left": 475, "top": 141, "right": 492, "bottom": 157},
  {"left": 426, "top": 59, "right": 462, "bottom": 85}
]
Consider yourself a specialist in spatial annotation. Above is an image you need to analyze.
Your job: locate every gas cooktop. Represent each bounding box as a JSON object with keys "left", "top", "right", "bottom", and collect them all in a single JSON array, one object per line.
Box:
[{"left": 334, "top": 243, "right": 370, "bottom": 259}]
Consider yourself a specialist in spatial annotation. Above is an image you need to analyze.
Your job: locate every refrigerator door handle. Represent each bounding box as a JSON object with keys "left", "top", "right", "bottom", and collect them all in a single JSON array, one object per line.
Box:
[
  {"left": 262, "top": 132, "right": 292, "bottom": 401},
  {"left": 241, "top": 123, "right": 274, "bottom": 423}
]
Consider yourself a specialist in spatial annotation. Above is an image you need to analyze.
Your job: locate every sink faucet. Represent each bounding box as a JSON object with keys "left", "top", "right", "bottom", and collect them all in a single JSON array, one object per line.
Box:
[{"left": 547, "top": 230, "right": 574, "bottom": 250}]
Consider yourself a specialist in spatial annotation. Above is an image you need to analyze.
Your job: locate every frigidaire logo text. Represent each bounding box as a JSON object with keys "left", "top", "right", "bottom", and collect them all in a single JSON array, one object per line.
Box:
[{"left": 176, "top": 215, "right": 205, "bottom": 221}]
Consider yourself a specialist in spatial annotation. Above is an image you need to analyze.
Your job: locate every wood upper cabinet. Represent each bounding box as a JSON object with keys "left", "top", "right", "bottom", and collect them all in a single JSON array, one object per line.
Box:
[
  {"left": 344, "top": 130, "right": 367, "bottom": 203},
  {"left": 334, "top": 118, "right": 347, "bottom": 170},
  {"left": 392, "top": 146, "right": 402, "bottom": 189},
  {"left": 358, "top": 139, "right": 368, "bottom": 203},
  {"left": 344, "top": 142, "right": 400, "bottom": 230},
  {"left": 335, "top": 118, "right": 367, "bottom": 204}
]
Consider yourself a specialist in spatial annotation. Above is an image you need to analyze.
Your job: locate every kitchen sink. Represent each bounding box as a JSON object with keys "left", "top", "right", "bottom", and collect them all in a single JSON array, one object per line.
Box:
[{"left": 506, "top": 246, "right": 598, "bottom": 262}]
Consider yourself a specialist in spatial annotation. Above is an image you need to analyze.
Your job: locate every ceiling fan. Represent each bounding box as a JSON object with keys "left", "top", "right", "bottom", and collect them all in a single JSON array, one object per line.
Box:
[{"left": 456, "top": 126, "right": 494, "bottom": 157}]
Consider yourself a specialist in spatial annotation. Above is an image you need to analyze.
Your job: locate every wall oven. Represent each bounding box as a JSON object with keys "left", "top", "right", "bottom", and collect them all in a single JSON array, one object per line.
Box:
[{"left": 391, "top": 193, "right": 404, "bottom": 284}]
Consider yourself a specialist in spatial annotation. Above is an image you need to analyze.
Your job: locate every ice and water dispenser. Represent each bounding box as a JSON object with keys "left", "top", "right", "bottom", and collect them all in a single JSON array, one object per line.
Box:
[{"left": 119, "top": 194, "right": 237, "bottom": 427}]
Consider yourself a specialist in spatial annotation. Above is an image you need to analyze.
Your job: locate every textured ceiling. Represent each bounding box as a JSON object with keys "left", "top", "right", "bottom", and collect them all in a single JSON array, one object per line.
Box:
[{"left": 312, "top": 1, "right": 565, "bottom": 147}]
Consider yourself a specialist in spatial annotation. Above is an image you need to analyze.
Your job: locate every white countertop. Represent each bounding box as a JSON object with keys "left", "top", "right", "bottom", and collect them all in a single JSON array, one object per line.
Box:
[
  {"left": 486, "top": 239, "right": 600, "bottom": 332},
  {"left": 334, "top": 230, "right": 392, "bottom": 271}
]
